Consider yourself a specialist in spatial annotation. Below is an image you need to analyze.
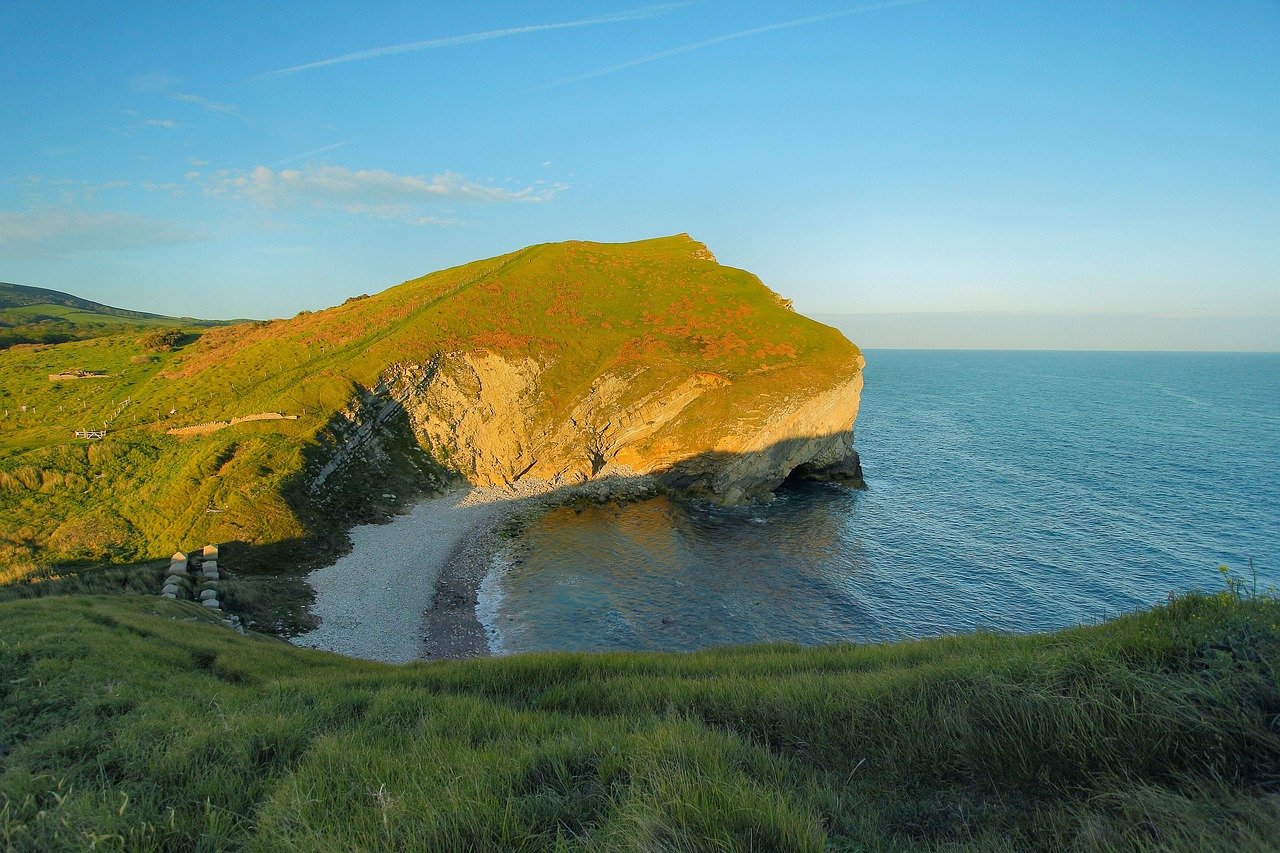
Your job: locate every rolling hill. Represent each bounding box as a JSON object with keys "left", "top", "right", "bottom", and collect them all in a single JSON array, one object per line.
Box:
[{"left": 0, "top": 281, "right": 231, "bottom": 350}]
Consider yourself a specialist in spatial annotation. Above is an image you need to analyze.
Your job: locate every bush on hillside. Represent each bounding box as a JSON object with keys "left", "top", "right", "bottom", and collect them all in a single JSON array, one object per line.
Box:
[{"left": 137, "top": 328, "right": 186, "bottom": 351}]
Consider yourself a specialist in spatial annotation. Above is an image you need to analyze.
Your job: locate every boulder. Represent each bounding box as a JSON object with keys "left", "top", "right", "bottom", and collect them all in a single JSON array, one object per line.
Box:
[
  {"left": 201, "top": 598, "right": 220, "bottom": 609},
  {"left": 199, "top": 589, "right": 219, "bottom": 602},
  {"left": 161, "top": 584, "right": 180, "bottom": 597}
]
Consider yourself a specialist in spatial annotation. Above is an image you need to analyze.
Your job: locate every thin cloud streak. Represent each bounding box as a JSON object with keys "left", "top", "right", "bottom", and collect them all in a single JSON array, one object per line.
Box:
[
  {"left": 200, "top": 164, "right": 564, "bottom": 224},
  {"left": 172, "top": 93, "right": 239, "bottom": 116},
  {"left": 263, "top": 3, "right": 686, "bottom": 77},
  {"left": 273, "top": 141, "right": 353, "bottom": 167},
  {"left": 532, "top": 0, "right": 927, "bottom": 91}
]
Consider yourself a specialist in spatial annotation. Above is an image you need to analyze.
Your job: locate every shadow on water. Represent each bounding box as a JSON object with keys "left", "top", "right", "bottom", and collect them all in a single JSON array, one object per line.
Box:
[{"left": 484, "top": 478, "right": 877, "bottom": 655}]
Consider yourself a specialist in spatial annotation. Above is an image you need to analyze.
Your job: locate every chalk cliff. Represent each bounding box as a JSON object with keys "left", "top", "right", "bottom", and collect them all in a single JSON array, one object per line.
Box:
[{"left": 382, "top": 346, "right": 864, "bottom": 503}]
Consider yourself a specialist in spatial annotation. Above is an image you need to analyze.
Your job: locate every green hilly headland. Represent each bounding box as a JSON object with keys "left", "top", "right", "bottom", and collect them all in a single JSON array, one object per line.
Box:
[
  {"left": 1, "top": 581, "right": 1277, "bottom": 850},
  {"left": 0, "top": 235, "right": 861, "bottom": 584}
]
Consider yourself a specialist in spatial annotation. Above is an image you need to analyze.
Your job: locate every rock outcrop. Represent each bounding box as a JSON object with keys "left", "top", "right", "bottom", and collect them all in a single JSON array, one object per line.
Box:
[{"left": 382, "top": 347, "right": 865, "bottom": 503}]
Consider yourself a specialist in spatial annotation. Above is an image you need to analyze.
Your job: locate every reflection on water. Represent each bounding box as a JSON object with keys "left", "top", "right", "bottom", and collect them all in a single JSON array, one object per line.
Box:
[
  {"left": 486, "top": 489, "right": 881, "bottom": 654},
  {"left": 482, "top": 351, "right": 1280, "bottom": 655}
]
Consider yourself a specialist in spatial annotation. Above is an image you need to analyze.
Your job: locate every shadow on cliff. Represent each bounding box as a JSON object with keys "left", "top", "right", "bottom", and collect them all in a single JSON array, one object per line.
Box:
[{"left": 650, "top": 434, "right": 866, "bottom": 501}]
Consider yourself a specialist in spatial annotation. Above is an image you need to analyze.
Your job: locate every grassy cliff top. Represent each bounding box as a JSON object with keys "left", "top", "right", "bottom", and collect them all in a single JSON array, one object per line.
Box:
[
  {"left": 2, "top": 235, "right": 856, "bottom": 443},
  {"left": 0, "top": 236, "right": 860, "bottom": 576},
  {"left": 1, "top": 582, "right": 1277, "bottom": 850},
  {"left": 162, "top": 234, "right": 857, "bottom": 422}
]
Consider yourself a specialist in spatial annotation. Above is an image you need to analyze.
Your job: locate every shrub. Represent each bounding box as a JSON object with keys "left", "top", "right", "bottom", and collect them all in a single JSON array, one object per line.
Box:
[{"left": 137, "top": 328, "right": 185, "bottom": 352}]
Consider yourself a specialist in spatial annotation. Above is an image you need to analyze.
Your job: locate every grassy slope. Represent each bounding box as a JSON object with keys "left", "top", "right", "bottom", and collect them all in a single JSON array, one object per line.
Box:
[
  {"left": 0, "top": 236, "right": 858, "bottom": 578},
  {"left": 1, "top": 586, "right": 1277, "bottom": 851}
]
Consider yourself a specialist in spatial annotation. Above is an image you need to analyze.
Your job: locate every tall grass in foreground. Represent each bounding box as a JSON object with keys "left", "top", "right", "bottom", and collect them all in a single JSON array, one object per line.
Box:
[{"left": 1, "top": 577, "right": 1278, "bottom": 850}]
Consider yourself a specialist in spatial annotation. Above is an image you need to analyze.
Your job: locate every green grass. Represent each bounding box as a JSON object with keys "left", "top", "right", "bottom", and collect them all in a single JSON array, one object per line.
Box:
[
  {"left": 0, "top": 236, "right": 861, "bottom": 580},
  {"left": 2, "top": 578, "right": 1278, "bottom": 850}
]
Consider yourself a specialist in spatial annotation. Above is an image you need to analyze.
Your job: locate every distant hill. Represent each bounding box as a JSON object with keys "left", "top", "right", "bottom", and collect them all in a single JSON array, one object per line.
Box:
[
  {"left": 0, "top": 235, "right": 862, "bottom": 577},
  {"left": 0, "top": 281, "right": 177, "bottom": 318},
  {"left": 0, "top": 281, "right": 231, "bottom": 349}
]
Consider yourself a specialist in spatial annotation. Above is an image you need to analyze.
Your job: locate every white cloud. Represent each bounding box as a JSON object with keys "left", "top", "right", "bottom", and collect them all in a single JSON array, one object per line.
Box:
[
  {"left": 82, "top": 180, "right": 129, "bottom": 201},
  {"left": 145, "top": 118, "right": 176, "bottom": 128},
  {"left": 201, "top": 164, "right": 563, "bottom": 222},
  {"left": 130, "top": 70, "right": 181, "bottom": 94},
  {"left": 172, "top": 93, "right": 239, "bottom": 116},
  {"left": 0, "top": 208, "right": 203, "bottom": 258}
]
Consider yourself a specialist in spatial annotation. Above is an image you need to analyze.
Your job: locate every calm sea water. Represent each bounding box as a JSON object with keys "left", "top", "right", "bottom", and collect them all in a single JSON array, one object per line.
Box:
[{"left": 479, "top": 351, "right": 1280, "bottom": 654}]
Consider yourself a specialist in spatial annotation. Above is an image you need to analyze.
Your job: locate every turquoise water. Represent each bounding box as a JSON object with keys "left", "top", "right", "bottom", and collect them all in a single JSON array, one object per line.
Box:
[{"left": 480, "top": 351, "right": 1280, "bottom": 654}]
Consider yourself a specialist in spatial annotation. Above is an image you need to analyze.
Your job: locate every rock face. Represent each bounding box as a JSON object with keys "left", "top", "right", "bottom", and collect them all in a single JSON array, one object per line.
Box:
[{"left": 384, "top": 349, "right": 865, "bottom": 503}]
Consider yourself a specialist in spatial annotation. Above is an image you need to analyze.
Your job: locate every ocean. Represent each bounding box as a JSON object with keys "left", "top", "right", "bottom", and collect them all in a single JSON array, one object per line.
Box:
[{"left": 478, "top": 350, "right": 1280, "bottom": 654}]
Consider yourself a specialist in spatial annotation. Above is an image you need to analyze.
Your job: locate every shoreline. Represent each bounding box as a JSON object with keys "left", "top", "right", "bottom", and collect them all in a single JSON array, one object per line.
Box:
[
  {"left": 418, "top": 487, "right": 538, "bottom": 660},
  {"left": 293, "top": 475, "right": 661, "bottom": 664}
]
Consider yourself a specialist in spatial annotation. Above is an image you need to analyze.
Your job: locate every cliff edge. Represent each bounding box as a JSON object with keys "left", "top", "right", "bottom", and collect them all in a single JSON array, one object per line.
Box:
[{"left": 368, "top": 236, "right": 864, "bottom": 501}]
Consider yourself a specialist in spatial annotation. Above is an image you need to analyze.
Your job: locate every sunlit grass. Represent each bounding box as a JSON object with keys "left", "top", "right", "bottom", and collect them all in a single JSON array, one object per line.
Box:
[{"left": 1, "top": 579, "right": 1277, "bottom": 850}]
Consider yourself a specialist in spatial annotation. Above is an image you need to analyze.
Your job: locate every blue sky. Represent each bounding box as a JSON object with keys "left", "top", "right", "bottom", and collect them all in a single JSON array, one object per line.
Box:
[{"left": 2, "top": 1, "right": 1277, "bottom": 347}]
